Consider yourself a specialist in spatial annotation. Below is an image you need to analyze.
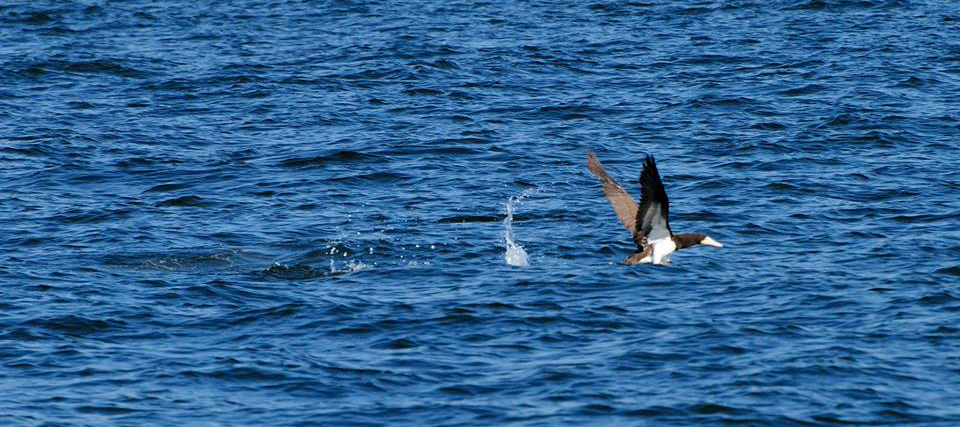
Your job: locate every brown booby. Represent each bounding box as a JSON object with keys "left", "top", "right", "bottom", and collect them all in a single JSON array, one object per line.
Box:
[{"left": 587, "top": 150, "right": 723, "bottom": 265}]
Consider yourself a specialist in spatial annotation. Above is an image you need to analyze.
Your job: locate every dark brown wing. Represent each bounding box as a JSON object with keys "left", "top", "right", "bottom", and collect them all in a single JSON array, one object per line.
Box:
[
  {"left": 635, "top": 155, "right": 672, "bottom": 247},
  {"left": 586, "top": 151, "right": 639, "bottom": 236}
]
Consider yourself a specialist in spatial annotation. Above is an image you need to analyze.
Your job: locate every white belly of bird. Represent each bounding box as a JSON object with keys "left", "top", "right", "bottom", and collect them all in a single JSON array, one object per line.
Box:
[
  {"left": 646, "top": 236, "right": 677, "bottom": 265},
  {"left": 640, "top": 213, "right": 675, "bottom": 264}
]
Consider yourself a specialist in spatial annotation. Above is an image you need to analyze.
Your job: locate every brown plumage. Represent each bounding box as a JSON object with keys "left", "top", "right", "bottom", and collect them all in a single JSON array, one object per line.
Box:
[{"left": 587, "top": 150, "right": 723, "bottom": 265}]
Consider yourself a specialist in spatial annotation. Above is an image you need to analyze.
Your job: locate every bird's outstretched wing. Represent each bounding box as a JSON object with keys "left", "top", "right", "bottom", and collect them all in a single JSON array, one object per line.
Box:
[
  {"left": 586, "top": 151, "right": 639, "bottom": 236},
  {"left": 636, "top": 155, "right": 672, "bottom": 247}
]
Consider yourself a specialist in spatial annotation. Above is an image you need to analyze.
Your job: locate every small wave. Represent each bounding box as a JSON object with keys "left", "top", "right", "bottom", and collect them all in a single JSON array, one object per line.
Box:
[
  {"left": 143, "top": 182, "right": 192, "bottom": 193},
  {"left": 104, "top": 251, "right": 236, "bottom": 270},
  {"left": 438, "top": 215, "right": 501, "bottom": 223},
  {"left": 25, "top": 314, "right": 126, "bottom": 335},
  {"left": 278, "top": 150, "right": 383, "bottom": 168},
  {"left": 75, "top": 405, "right": 139, "bottom": 415},
  {"left": 503, "top": 188, "right": 536, "bottom": 267},
  {"left": 155, "top": 195, "right": 209, "bottom": 207},
  {"left": 327, "top": 172, "right": 409, "bottom": 184},
  {"left": 258, "top": 259, "right": 369, "bottom": 280},
  {"left": 779, "top": 84, "right": 827, "bottom": 96}
]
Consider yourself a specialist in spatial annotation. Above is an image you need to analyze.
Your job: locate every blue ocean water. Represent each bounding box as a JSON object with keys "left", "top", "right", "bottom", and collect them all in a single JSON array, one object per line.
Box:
[{"left": 3, "top": 0, "right": 960, "bottom": 425}]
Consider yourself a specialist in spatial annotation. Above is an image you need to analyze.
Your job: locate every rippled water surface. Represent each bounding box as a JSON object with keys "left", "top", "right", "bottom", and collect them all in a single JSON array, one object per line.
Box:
[{"left": 3, "top": 0, "right": 960, "bottom": 425}]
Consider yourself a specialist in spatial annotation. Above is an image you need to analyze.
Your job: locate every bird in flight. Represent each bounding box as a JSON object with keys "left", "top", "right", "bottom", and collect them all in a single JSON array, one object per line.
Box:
[{"left": 587, "top": 150, "right": 723, "bottom": 265}]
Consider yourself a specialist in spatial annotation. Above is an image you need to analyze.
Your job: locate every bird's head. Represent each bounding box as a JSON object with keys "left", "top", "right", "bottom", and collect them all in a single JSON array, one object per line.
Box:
[
  {"left": 674, "top": 233, "right": 724, "bottom": 249},
  {"left": 700, "top": 235, "right": 724, "bottom": 247}
]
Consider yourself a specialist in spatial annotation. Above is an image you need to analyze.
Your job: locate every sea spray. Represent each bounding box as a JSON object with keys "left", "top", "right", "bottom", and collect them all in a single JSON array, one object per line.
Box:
[{"left": 503, "top": 189, "right": 535, "bottom": 266}]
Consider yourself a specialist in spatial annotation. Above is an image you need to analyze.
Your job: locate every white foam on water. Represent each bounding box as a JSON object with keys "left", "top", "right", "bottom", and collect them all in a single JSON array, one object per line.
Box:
[
  {"left": 329, "top": 259, "right": 370, "bottom": 275},
  {"left": 503, "top": 189, "right": 535, "bottom": 267}
]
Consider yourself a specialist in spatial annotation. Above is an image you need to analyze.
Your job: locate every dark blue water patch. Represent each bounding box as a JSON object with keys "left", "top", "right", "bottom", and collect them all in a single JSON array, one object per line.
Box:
[
  {"left": 154, "top": 195, "right": 209, "bottom": 207},
  {"left": 278, "top": 150, "right": 386, "bottom": 168},
  {"left": 937, "top": 266, "right": 960, "bottom": 276},
  {"left": 23, "top": 315, "right": 127, "bottom": 336}
]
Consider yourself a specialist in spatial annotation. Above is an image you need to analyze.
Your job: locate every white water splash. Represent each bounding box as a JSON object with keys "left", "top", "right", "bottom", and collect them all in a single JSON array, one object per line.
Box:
[
  {"left": 503, "top": 189, "right": 535, "bottom": 266},
  {"left": 329, "top": 259, "right": 370, "bottom": 275}
]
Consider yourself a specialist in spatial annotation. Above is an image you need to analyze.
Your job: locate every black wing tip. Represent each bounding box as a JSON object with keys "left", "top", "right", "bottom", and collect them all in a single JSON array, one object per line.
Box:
[
  {"left": 641, "top": 154, "right": 659, "bottom": 179},
  {"left": 639, "top": 153, "right": 668, "bottom": 202}
]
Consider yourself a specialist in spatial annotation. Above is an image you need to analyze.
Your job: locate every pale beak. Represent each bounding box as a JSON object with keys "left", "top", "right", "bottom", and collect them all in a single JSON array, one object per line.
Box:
[{"left": 701, "top": 236, "right": 724, "bottom": 247}]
